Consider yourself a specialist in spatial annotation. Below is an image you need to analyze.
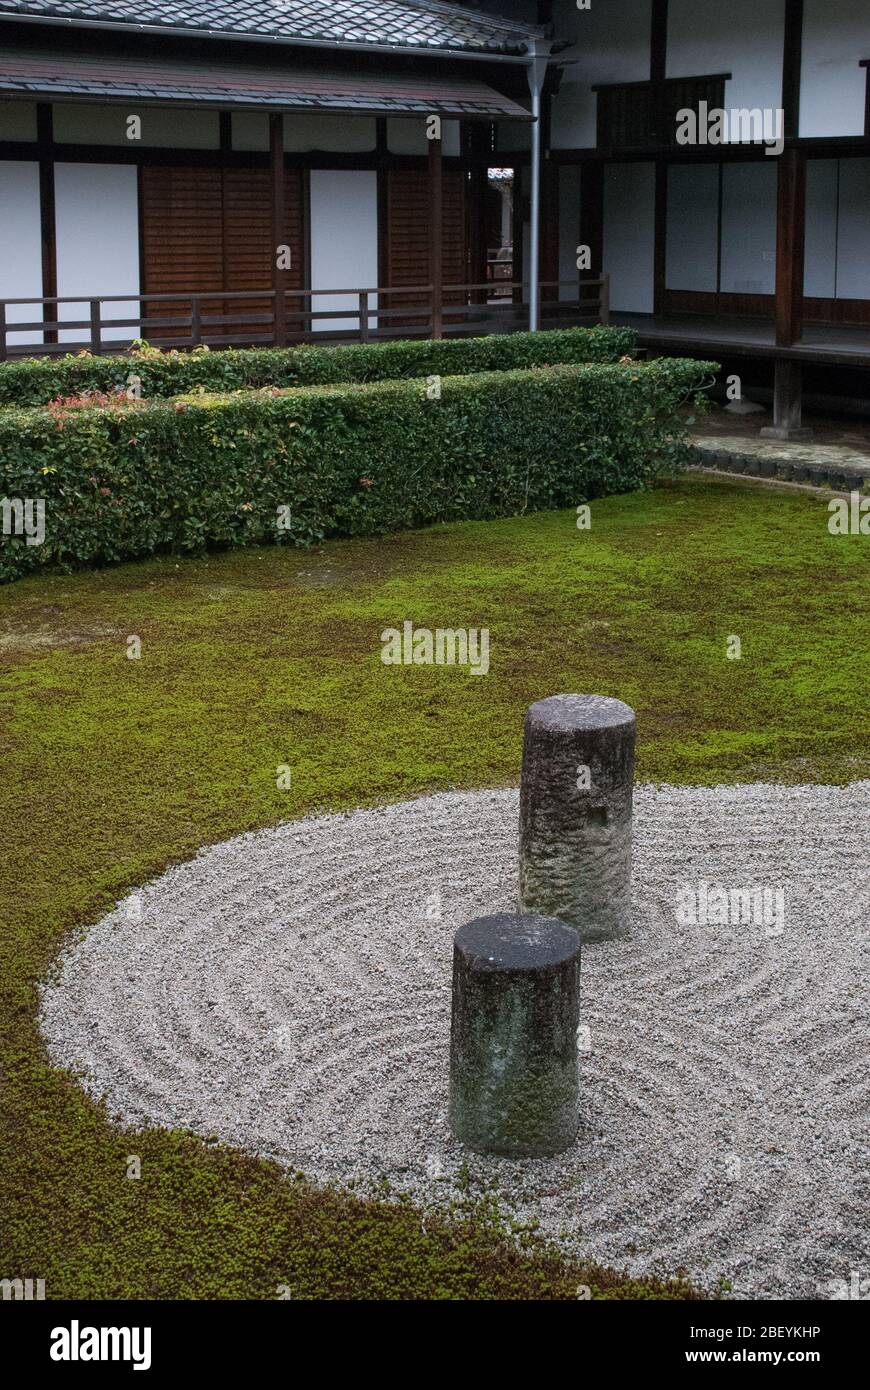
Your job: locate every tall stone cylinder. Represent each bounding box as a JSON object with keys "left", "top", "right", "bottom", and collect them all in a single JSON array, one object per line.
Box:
[
  {"left": 519, "top": 693, "right": 636, "bottom": 942},
  {"left": 449, "top": 912, "right": 581, "bottom": 1158}
]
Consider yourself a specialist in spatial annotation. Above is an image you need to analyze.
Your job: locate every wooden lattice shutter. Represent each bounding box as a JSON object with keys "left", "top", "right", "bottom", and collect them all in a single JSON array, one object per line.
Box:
[
  {"left": 140, "top": 166, "right": 223, "bottom": 339},
  {"left": 384, "top": 168, "right": 468, "bottom": 327},
  {"left": 140, "top": 165, "right": 305, "bottom": 342},
  {"left": 222, "top": 168, "right": 305, "bottom": 337}
]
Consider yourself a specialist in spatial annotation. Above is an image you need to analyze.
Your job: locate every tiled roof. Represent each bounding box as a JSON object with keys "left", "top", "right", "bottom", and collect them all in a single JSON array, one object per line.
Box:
[
  {"left": 0, "top": 48, "right": 533, "bottom": 116},
  {"left": 0, "top": 0, "right": 543, "bottom": 54}
]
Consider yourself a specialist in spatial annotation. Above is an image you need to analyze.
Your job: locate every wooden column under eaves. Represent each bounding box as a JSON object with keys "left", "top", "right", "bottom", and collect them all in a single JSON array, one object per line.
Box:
[
  {"left": 428, "top": 130, "right": 443, "bottom": 339},
  {"left": 763, "top": 146, "right": 812, "bottom": 440},
  {"left": 774, "top": 146, "right": 806, "bottom": 349},
  {"left": 270, "top": 113, "right": 288, "bottom": 347}
]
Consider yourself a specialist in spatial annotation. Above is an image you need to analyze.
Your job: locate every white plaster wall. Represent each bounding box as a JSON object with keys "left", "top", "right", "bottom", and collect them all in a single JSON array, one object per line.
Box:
[
  {"left": 0, "top": 161, "right": 44, "bottom": 345},
  {"left": 386, "top": 119, "right": 459, "bottom": 155},
  {"left": 835, "top": 157, "right": 870, "bottom": 300},
  {"left": 800, "top": 0, "right": 870, "bottom": 138},
  {"left": 804, "top": 159, "right": 838, "bottom": 298},
  {"left": 53, "top": 104, "right": 220, "bottom": 148},
  {"left": 232, "top": 113, "right": 377, "bottom": 153},
  {"left": 603, "top": 161, "right": 655, "bottom": 312},
  {"left": 720, "top": 162, "right": 777, "bottom": 294},
  {"left": 666, "top": 163, "right": 719, "bottom": 292},
  {"left": 0, "top": 100, "right": 37, "bottom": 141},
  {"left": 54, "top": 164, "right": 140, "bottom": 342},
  {"left": 558, "top": 164, "right": 581, "bottom": 300},
  {"left": 309, "top": 170, "right": 378, "bottom": 331},
  {"left": 289, "top": 114, "right": 376, "bottom": 152},
  {"left": 668, "top": 0, "right": 786, "bottom": 125},
  {"left": 550, "top": 0, "right": 652, "bottom": 149},
  {"left": 230, "top": 112, "right": 270, "bottom": 152}
]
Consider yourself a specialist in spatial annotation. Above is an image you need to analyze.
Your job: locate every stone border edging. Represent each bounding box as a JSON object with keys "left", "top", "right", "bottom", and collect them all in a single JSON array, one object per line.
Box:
[{"left": 692, "top": 440, "right": 870, "bottom": 492}]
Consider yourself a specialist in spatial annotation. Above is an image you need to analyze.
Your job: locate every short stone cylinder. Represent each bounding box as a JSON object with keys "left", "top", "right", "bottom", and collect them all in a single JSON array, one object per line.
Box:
[
  {"left": 519, "top": 693, "right": 636, "bottom": 942},
  {"left": 449, "top": 912, "right": 581, "bottom": 1158}
]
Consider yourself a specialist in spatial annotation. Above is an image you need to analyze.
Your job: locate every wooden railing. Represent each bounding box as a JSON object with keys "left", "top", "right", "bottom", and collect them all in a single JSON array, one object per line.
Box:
[{"left": 0, "top": 277, "right": 610, "bottom": 360}]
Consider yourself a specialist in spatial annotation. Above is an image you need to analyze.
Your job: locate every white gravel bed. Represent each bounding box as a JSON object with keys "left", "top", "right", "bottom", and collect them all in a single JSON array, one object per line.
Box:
[{"left": 40, "top": 782, "right": 869, "bottom": 1299}]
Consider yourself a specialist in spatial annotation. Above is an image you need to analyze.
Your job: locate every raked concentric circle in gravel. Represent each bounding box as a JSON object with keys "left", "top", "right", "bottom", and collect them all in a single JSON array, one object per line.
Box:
[{"left": 40, "top": 783, "right": 870, "bottom": 1300}]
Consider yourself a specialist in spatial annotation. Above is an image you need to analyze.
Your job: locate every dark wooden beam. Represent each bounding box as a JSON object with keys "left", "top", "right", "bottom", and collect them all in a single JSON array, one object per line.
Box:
[
  {"left": 219, "top": 111, "right": 232, "bottom": 154},
  {"left": 653, "top": 160, "right": 668, "bottom": 314},
  {"left": 579, "top": 160, "right": 604, "bottom": 279},
  {"left": 650, "top": 0, "right": 669, "bottom": 84},
  {"left": 377, "top": 166, "right": 389, "bottom": 320},
  {"left": 5, "top": 131, "right": 870, "bottom": 173},
  {"left": 36, "top": 103, "right": 57, "bottom": 345},
  {"left": 541, "top": 161, "right": 560, "bottom": 302},
  {"left": 760, "top": 359, "right": 812, "bottom": 439},
  {"left": 428, "top": 130, "right": 443, "bottom": 339},
  {"left": 539, "top": 92, "right": 559, "bottom": 302},
  {"left": 0, "top": 141, "right": 482, "bottom": 174},
  {"left": 715, "top": 163, "right": 724, "bottom": 295},
  {"left": 376, "top": 118, "right": 389, "bottom": 333},
  {"left": 299, "top": 167, "right": 311, "bottom": 336},
  {"left": 550, "top": 132, "right": 870, "bottom": 162},
  {"left": 511, "top": 165, "right": 524, "bottom": 307},
  {"left": 136, "top": 163, "right": 146, "bottom": 312},
  {"left": 774, "top": 146, "right": 806, "bottom": 347},
  {"left": 467, "top": 123, "right": 489, "bottom": 304},
  {"left": 269, "top": 113, "right": 288, "bottom": 347},
  {"left": 782, "top": 0, "right": 804, "bottom": 140}
]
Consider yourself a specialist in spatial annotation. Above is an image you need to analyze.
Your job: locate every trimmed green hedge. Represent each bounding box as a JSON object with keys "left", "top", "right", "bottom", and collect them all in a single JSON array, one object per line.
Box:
[
  {"left": 0, "top": 326, "right": 636, "bottom": 408},
  {"left": 0, "top": 357, "right": 714, "bottom": 582}
]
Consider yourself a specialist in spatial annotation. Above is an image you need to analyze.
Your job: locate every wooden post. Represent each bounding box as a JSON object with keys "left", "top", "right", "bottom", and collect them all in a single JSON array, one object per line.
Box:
[
  {"left": 774, "top": 147, "right": 806, "bottom": 348},
  {"left": 762, "top": 359, "right": 813, "bottom": 441},
  {"left": 579, "top": 161, "right": 604, "bottom": 275},
  {"left": 650, "top": 0, "right": 669, "bottom": 84},
  {"left": 270, "top": 113, "right": 288, "bottom": 348},
  {"left": 89, "top": 300, "right": 102, "bottom": 356},
  {"left": 599, "top": 273, "right": 610, "bottom": 326},
  {"left": 782, "top": 0, "right": 804, "bottom": 140},
  {"left": 579, "top": 160, "right": 604, "bottom": 321},
  {"left": 649, "top": 0, "right": 669, "bottom": 141},
  {"left": 540, "top": 159, "right": 559, "bottom": 314},
  {"left": 37, "top": 103, "right": 57, "bottom": 347},
  {"left": 0, "top": 301, "right": 7, "bottom": 362},
  {"left": 428, "top": 128, "right": 443, "bottom": 339},
  {"left": 763, "top": 147, "right": 811, "bottom": 439},
  {"left": 653, "top": 159, "right": 668, "bottom": 314},
  {"left": 467, "top": 123, "right": 489, "bottom": 306},
  {"left": 511, "top": 168, "right": 524, "bottom": 309}
]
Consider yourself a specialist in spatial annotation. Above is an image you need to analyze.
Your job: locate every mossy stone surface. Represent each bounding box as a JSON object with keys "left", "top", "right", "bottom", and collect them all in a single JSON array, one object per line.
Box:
[
  {"left": 449, "top": 914, "right": 581, "bottom": 1158},
  {"left": 519, "top": 695, "right": 636, "bottom": 942}
]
